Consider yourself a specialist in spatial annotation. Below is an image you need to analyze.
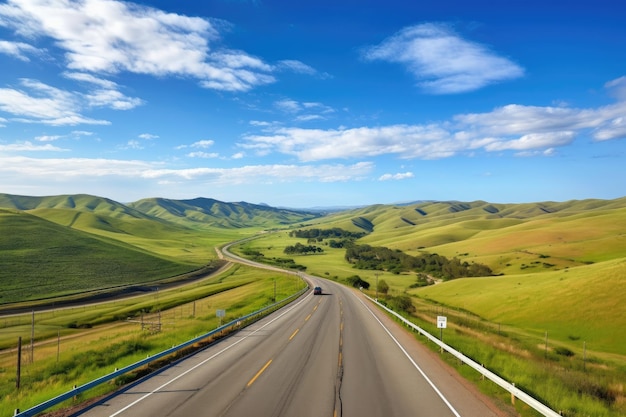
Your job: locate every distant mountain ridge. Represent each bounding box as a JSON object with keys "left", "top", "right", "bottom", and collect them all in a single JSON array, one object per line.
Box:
[
  {"left": 0, "top": 193, "right": 321, "bottom": 229},
  {"left": 128, "top": 197, "right": 320, "bottom": 228}
]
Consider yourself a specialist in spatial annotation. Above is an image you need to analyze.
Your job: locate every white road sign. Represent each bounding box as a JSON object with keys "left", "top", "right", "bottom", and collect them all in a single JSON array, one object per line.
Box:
[{"left": 437, "top": 316, "right": 447, "bottom": 329}]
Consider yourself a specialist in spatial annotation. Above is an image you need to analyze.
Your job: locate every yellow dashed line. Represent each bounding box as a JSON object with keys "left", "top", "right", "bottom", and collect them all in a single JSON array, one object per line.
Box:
[
  {"left": 247, "top": 359, "right": 272, "bottom": 387},
  {"left": 289, "top": 328, "right": 299, "bottom": 340},
  {"left": 305, "top": 314, "right": 311, "bottom": 321}
]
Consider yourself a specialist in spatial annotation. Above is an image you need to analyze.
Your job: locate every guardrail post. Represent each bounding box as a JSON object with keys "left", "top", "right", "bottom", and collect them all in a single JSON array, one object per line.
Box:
[
  {"left": 14, "top": 409, "right": 19, "bottom": 416},
  {"left": 511, "top": 382, "right": 516, "bottom": 405}
]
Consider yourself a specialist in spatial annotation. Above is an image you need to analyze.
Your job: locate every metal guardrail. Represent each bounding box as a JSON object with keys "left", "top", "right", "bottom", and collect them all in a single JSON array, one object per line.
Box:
[
  {"left": 14, "top": 288, "right": 308, "bottom": 417},
  {"left": 366, "top": 294, "right": 562, "bottom": 417}
]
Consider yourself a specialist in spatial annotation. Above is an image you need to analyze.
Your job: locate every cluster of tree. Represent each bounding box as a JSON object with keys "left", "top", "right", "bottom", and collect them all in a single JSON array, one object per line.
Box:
[
  {"left": 345, "top": 275, "right": 370, "bottom": 289},
  {"left": 289, "top": 227, "right": 367, "bottom": 249},
  {"left": 378, "top": 294, "right": 416, "bottom": 314},
  {"left": 240, "top": 248, "right": 307, "bottom": 271},
  {"left": 283, "top": 242, "right": 324, "bottom": 255},
  {"left": 289, "top": 227, "right": 367, "bottom": 240},
  {"left": 344, "top": 244, "right": 493, "bottom": 280}
]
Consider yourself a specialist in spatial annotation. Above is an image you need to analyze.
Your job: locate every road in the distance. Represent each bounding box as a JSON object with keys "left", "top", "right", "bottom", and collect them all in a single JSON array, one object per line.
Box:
[{"left": 78, "top": 275, "right": 504, "bottom": 417}]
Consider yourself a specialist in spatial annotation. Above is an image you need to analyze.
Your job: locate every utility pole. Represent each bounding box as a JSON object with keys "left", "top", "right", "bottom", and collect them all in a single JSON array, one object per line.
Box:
[
  {"left": 30, "top": 310, "right": 34, "bottom": 364},
  {"left": 375, "top": 272, "right": 380, "bottom": 301},
  {"left": 16, "top": 337, "right": 22, "bottom": 389}
]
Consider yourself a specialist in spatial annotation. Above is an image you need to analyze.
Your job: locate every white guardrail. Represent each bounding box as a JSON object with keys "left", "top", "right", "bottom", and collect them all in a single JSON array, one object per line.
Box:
[
  {"left": 365, "top": 294, "right": 563, "bottom": 417},
  {"left": 13, "top": 288, "right": 308, "bottom": 417}
]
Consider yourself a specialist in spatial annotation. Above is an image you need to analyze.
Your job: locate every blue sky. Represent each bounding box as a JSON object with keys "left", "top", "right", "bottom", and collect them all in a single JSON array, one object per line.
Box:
[{"left": 0, "top": 0, "right": 624, "bottom": 208}]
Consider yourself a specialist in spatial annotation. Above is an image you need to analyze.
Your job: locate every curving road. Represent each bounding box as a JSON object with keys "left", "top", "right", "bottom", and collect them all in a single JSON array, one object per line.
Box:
[{"left": 78, "top": 272, "right": 503, "bottom": 417}]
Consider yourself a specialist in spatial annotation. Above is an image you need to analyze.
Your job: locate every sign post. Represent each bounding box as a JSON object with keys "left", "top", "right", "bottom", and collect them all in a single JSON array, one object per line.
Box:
[
  {"left": 216, "top": 309, "right": 226, "bottom": 327},
  {"left": 437, "top": 315, "right": 447, "bottom": 346}
]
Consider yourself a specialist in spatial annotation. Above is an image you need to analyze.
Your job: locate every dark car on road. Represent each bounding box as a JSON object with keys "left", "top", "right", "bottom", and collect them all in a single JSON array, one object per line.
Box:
[{"left": 313, "top": 286, "right": 322, "bottom": 295}]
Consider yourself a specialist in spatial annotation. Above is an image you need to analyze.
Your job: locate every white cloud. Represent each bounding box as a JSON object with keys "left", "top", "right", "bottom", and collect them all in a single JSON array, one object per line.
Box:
[
  {"left": 295, "top": 114, "right": 323, "bottom": 122},
  {"left": 191, "top": 139, "right": 214, "bottom": 148},
  {"left": 0, "top": 40, "right": 39, "bottom": 61},
  {"left": 0, "top": 78, "right": 110, "bottom": 125},
  {"left": 363, "top": 23, "right": 524, "bottom": 94},
  {"left": 243, "top": 83, "right": 626, "bottom": 161},
  {"left": 139, "top": 133, "right": 159, "bottom": 140},
  {"left": 242, "top": 124, "right": 455, "bottom": 161},
  {"left": 0, "top": 155, "right": 373, "bottom": 186},
  {"left": 187, "top": 151, "right": 219, "bottom": 158},
  {"left": 35, "top": 134, "right": 62, "bottom": 142},
  {"left": 85, "top": 88, "right": 144, "bottom": 110},
  {"left": 121, "top": 139, "right": 143, "bottom": 150},
  {"left": 277, "top": 60, "right": 316, "bottom": 75},
  {"left": 275, "top": 99, "right": 300, "bottom": 113},
  {"left": 0, "top": 141, "right": 67, "bottom": 151},
  {"left": 274, "top": 98, "right": 335, "bottom": 124},
  {"left": 379, "top": 172, "right": 414, "bottom": 181},
  {"left": 594, "top": 117, "right": 626, "bottom": 141},
  {"left": 63, "top": 72, "right": 118, "bottom": 89},
  {"left": 0, "top": 0, "right": 275, "bottom": 92},
  {"left": 606, "top": 76, "right": 626, "bottom": 101},
  {"left": 63, "top": 72, "right": 145, "bottom": 110},
  {"left": 483, "top": 132, "right": 576, "bottom": 151},
  {"left": 71, "top": 130, "right": 94, "bottom": 137}
]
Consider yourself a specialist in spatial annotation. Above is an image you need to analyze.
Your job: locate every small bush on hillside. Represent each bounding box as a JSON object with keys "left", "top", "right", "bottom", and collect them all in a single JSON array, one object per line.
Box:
[{"left": 346, "top": 275, "right": 370, "bottom": 289}]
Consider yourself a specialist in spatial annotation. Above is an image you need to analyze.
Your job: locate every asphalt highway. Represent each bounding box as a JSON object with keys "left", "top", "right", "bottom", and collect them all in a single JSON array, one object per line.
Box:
[{"left": 78, "top": 276, "right": 503, "bottom": 417}]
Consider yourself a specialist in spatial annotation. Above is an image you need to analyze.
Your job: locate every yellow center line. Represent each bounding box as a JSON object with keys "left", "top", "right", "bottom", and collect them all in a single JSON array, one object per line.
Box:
[
  {"left": 247, "top": 359, "right": 272, "bottom": 387},
  {"left": 289, "top": 328, "right": 300, "bottom": 340},
  {"left": 305, "top": 313, "right": 311, "bottom": 321},
  {"left": 313, "top": 304, "right": 318, "bottom": 311}
]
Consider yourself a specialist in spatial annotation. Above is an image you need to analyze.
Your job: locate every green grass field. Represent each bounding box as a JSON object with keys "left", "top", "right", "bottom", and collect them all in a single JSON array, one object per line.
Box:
[{"left": 0, "top": 264, "right": 305, "bottom": 414}]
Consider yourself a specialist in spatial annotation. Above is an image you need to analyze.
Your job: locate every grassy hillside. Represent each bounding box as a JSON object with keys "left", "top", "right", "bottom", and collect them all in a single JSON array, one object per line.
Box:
[
  {"left": 310, "top": 198, "right": 626, "bottom": 275},
  {"left": 414, "top": 258, "right": 626, "bottom": 354},
  {"left": 0, "top": 193, "right": 322, "bottom": 306},
  {"left": 0, "top": 209, "right": 197, "bottom": 304},
  {"left": 128, "top": 197, "right": 320, "bottom": 229},
  {"left": 239, "top": 197, "right": 626, "bottom": 352}
]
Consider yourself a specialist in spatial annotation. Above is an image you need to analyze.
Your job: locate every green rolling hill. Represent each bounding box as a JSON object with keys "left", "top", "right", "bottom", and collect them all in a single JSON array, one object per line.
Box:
[
  {"left": 0, "top": 193, "right": 319, "bottom": 305},
  {"left": 0, "top": 208, "right": 196, "bottom": 304},
  {"left": 128, "top": 197, "right": 320, "bottom": 229},
  {"left": 260, "top": 197, "right": 626, "bottom": 354}
]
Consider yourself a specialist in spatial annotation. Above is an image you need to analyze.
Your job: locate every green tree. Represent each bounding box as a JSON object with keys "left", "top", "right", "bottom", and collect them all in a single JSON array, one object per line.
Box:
[{"left": 377, "top": 279, "right": 389, "bottom": 295}]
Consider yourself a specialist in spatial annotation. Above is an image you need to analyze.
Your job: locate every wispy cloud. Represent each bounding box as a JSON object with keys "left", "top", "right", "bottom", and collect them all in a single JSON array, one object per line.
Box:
[
  {"left": 363, "top": 23, "right": 524, "bottom": 94},
  {"left": 0, "top": 40, "right": 40, "bottom": 61},
  {"left": 379, "top": 172, "right": 414, "bottom": 181},
  {"left": 274, "top": 98, "right": 335, "bottom": 123},
  {"left": 0, "top": 0, "right": 276, "bottom": 92},
  {"left": 187, "top": 151, "right": 219, "bottom": 158},
  {"left": 0, "top": 78, "right": 110, "bottom": 125},
  {"left": 243, "top": 76, "right": 626, "bottom": 160},
  {"left": 35, "top": 135, "right": 62, "bottom": 142},
  {"left": 139, "top": 133, "right": 159, "bottom": 140},
  {"left": 64, "top": 72, "right": 144, "bottom": 110},
  {"left": 276, "top": 59, "right": 330, "bottom": 79},
  {"left": 0, "top": 141, "right": 68, "bottom": 152},
  {"left": 0, "top": 155, "right": 373, "bottom": 186}
]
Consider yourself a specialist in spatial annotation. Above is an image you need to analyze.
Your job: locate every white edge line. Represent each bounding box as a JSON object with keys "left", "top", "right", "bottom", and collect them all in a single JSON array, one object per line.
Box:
[
  {"left": 356, "top": 296, "right": 463, "bottom": 417},
  {"left": 108, "top": 293, "right": 312, "bottom": 417}
]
